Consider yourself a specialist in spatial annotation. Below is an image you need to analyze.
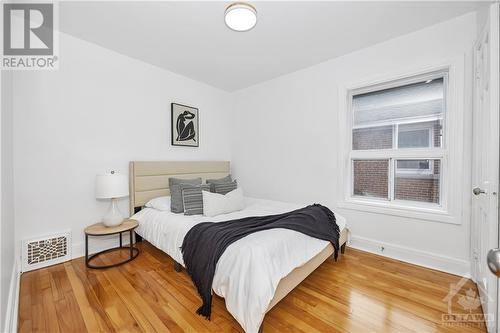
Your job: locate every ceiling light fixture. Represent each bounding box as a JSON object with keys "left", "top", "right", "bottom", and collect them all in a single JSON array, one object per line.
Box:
[{"left": 225, "top": 2, "right": 257, "bottom": 32}]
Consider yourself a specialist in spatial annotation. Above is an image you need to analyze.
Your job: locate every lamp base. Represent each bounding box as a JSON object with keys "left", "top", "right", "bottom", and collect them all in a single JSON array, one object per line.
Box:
[{"left": 102, "top": 198, "right": 124, "bottom": 227}]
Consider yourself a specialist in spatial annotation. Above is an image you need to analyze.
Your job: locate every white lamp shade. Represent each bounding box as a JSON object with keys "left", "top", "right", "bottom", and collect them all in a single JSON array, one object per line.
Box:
[{"left": 95, "top": 172, "right": 129, "bottom": 199}]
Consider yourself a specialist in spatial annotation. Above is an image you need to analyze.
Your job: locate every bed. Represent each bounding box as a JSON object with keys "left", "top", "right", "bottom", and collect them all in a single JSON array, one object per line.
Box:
[{"left": 129, "top": 161, "right": 348, "bottom": 333}]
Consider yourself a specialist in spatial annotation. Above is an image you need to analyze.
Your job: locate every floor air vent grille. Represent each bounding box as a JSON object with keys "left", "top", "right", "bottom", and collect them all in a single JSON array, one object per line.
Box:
[{"left": 22, "top": 232, "right": 71, "bottom": 272}]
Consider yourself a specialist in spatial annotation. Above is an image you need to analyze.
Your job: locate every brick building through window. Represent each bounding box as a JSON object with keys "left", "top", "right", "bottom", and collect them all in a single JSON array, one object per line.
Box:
[{"left": 349, "top": 72, "right": 446, "bottom": 206}]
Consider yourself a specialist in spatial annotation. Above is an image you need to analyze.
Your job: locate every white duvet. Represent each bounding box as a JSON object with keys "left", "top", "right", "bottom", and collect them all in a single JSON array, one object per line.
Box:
[{"left": 132, "top": 197, "right": 346, "bottom": 333}]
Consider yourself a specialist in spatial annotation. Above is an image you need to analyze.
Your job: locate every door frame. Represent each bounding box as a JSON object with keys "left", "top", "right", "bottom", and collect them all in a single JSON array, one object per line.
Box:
[{"left": 491, "top": 2, "right": 500, "bottom": 330}]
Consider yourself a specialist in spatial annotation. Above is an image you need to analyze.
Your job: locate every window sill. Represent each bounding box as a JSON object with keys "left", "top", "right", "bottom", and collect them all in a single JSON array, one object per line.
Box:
[{"left": 337, "top": 198, "right": 458, "bottom": 224}]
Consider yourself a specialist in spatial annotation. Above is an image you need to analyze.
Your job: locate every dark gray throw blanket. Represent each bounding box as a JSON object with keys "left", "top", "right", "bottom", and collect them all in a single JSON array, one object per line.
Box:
[{"left": 181, "top": 204, "right": 339, "bottom": 319}]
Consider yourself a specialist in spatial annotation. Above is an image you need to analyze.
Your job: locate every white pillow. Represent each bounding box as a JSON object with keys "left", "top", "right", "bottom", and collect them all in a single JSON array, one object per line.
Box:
[
  {"left": 202, "top": 187, "right": 245, "bottom": 217},
  {"left": 145, "top": 196, "right": 171, "bottom": 211}
]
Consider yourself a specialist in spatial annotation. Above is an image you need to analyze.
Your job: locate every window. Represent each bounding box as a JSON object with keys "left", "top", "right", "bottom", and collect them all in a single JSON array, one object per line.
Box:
[
  {"left": 349, "top": 71, "right": 446, "bottom": 206},
  {"left": 396, "top": 159, "right": 433, "bottom": 174},
  {"left": 398, "top": 122, "right": 435, "bottom": 148}
]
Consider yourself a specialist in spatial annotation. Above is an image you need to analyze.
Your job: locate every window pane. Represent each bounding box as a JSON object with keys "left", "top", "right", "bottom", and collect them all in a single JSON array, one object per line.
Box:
[
  {"left": 395, "top": 159, "right": 440, "bottom": 204},
  {"left": 398, "top": 128, "right": 429, "bottom": 148},
  {"left": 398, "top": 120, "right": 442, "bottom": 148},
  {"left": 352, "top": 125, "right": 392, "bottom": 150},
  {"left": 397, "top": 159, "right": 430, "bottom": 171},
  {"left": 353, "top": 160, "right": 389, "bottom": 199},
  {"left": 352, "top": 77, "right": 445, "bottom": 149}
]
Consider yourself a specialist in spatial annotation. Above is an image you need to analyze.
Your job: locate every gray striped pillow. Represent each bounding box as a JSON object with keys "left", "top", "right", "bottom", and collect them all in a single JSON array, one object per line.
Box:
[
  {"left": 169, "top": 177, "right": 202, "bottom": 213},
  {"left": 181, "top": 184, "right": 211, "bottom": 215},
  {"left": 213, "top": 180, "right": 237, "bottom": 195}
]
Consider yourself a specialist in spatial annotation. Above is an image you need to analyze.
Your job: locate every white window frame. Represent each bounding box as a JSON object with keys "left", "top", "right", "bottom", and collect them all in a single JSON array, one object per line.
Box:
[{"left": 337, "top": 58, "right": 465, "bottom": 224}]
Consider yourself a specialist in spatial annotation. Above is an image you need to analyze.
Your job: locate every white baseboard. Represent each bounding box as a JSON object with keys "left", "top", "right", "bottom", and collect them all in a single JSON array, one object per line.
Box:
[
  {"left": 349, "top": 235, "right": 471, "bottom": 278},
  {"left": 4, "top": 258, "right": 21, "bottom": 333}
]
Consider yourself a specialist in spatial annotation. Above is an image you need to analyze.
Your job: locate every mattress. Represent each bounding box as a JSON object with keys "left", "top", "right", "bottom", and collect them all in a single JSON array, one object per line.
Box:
[{"left": 131, "top": 197, "right": 347, "bottom": 333}]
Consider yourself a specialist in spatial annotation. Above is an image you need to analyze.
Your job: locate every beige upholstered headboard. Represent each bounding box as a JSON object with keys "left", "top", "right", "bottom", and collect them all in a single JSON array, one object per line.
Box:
[{"left": 129, "top": 161, "right": 230, "bottom": 215}]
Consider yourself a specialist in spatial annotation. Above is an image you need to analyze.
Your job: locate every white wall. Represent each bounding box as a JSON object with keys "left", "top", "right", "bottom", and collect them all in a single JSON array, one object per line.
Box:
[
  {"left": 1, "top": 71, "right": 16, "bottom": 332},
  {"left": 232, "top": 12, "right": 477, "bottom": 276},
  {"left": 12, "top": 32, "right": 232, "bottom": 258},
  {"left": 475, "top": 3, "right": 490, "bottom": 34}
]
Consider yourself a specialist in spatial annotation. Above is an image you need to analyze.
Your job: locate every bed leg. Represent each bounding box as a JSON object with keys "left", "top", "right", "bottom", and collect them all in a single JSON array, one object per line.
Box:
[
  {"left": 135, "top": 232, "right": 142, "bottom": 243},
  {"left": 341, "top": 243, "right": 346, "bottom": 254},
  {"left": 174, "top": 262, "right": 182, "bottom": 272}
]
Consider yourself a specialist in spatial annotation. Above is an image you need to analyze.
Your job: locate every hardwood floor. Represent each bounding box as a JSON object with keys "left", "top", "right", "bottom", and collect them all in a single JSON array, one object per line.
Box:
[{"left": 18, "top": 242, "right": 486, "bottom": 333}]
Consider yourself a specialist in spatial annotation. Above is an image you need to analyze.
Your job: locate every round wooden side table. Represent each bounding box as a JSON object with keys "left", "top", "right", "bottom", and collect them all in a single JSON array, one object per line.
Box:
[{"left": 84, "top": 219, "right": 140, "bottom": 269}]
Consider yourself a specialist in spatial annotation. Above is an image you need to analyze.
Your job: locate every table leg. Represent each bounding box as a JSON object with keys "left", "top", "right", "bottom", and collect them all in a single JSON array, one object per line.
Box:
[
  {"left": 85, "top": 234, "right": 89, "bottom": 267},
  {"left": 129, "top": 230, "right": 133, "bottom": 259}
]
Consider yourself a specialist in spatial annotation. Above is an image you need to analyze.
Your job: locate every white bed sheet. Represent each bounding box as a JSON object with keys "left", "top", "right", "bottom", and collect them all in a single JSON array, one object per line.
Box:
[{"left": 132, "top": 197, "right": 346, "bottom": 333}]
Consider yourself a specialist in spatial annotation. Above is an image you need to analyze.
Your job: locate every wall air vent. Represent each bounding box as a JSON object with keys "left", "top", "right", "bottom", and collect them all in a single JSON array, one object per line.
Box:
[{"left": 22, "top": 232, "right": 71, "bottom": 272}]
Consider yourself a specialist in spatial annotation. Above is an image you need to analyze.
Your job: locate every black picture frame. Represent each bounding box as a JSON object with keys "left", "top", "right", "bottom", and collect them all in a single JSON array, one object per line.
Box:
[{"left": 171, "top": 103, "right": 199, "bottom": 147}]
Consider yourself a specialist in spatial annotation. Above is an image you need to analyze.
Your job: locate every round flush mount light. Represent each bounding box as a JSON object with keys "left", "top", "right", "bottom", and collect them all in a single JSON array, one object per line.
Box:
[{"left": 225, "top": 2, "right": 257, "bottom": 32}]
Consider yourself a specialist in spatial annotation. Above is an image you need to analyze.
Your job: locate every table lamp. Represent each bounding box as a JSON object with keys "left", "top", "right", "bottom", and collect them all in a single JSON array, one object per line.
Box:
[{"left": 95, "top": 171, "right": 129, "bottom": 227}]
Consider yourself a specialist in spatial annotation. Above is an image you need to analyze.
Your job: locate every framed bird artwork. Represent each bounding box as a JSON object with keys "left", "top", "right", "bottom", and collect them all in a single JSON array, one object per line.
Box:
[{"left": 171, "top": 103, "right": 199, "bottom": 147}]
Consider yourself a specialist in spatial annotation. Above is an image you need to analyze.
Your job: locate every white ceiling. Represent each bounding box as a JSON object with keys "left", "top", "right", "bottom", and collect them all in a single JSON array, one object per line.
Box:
[{"left": 59, "top": 1, "right": 483, "bottom": 91}]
